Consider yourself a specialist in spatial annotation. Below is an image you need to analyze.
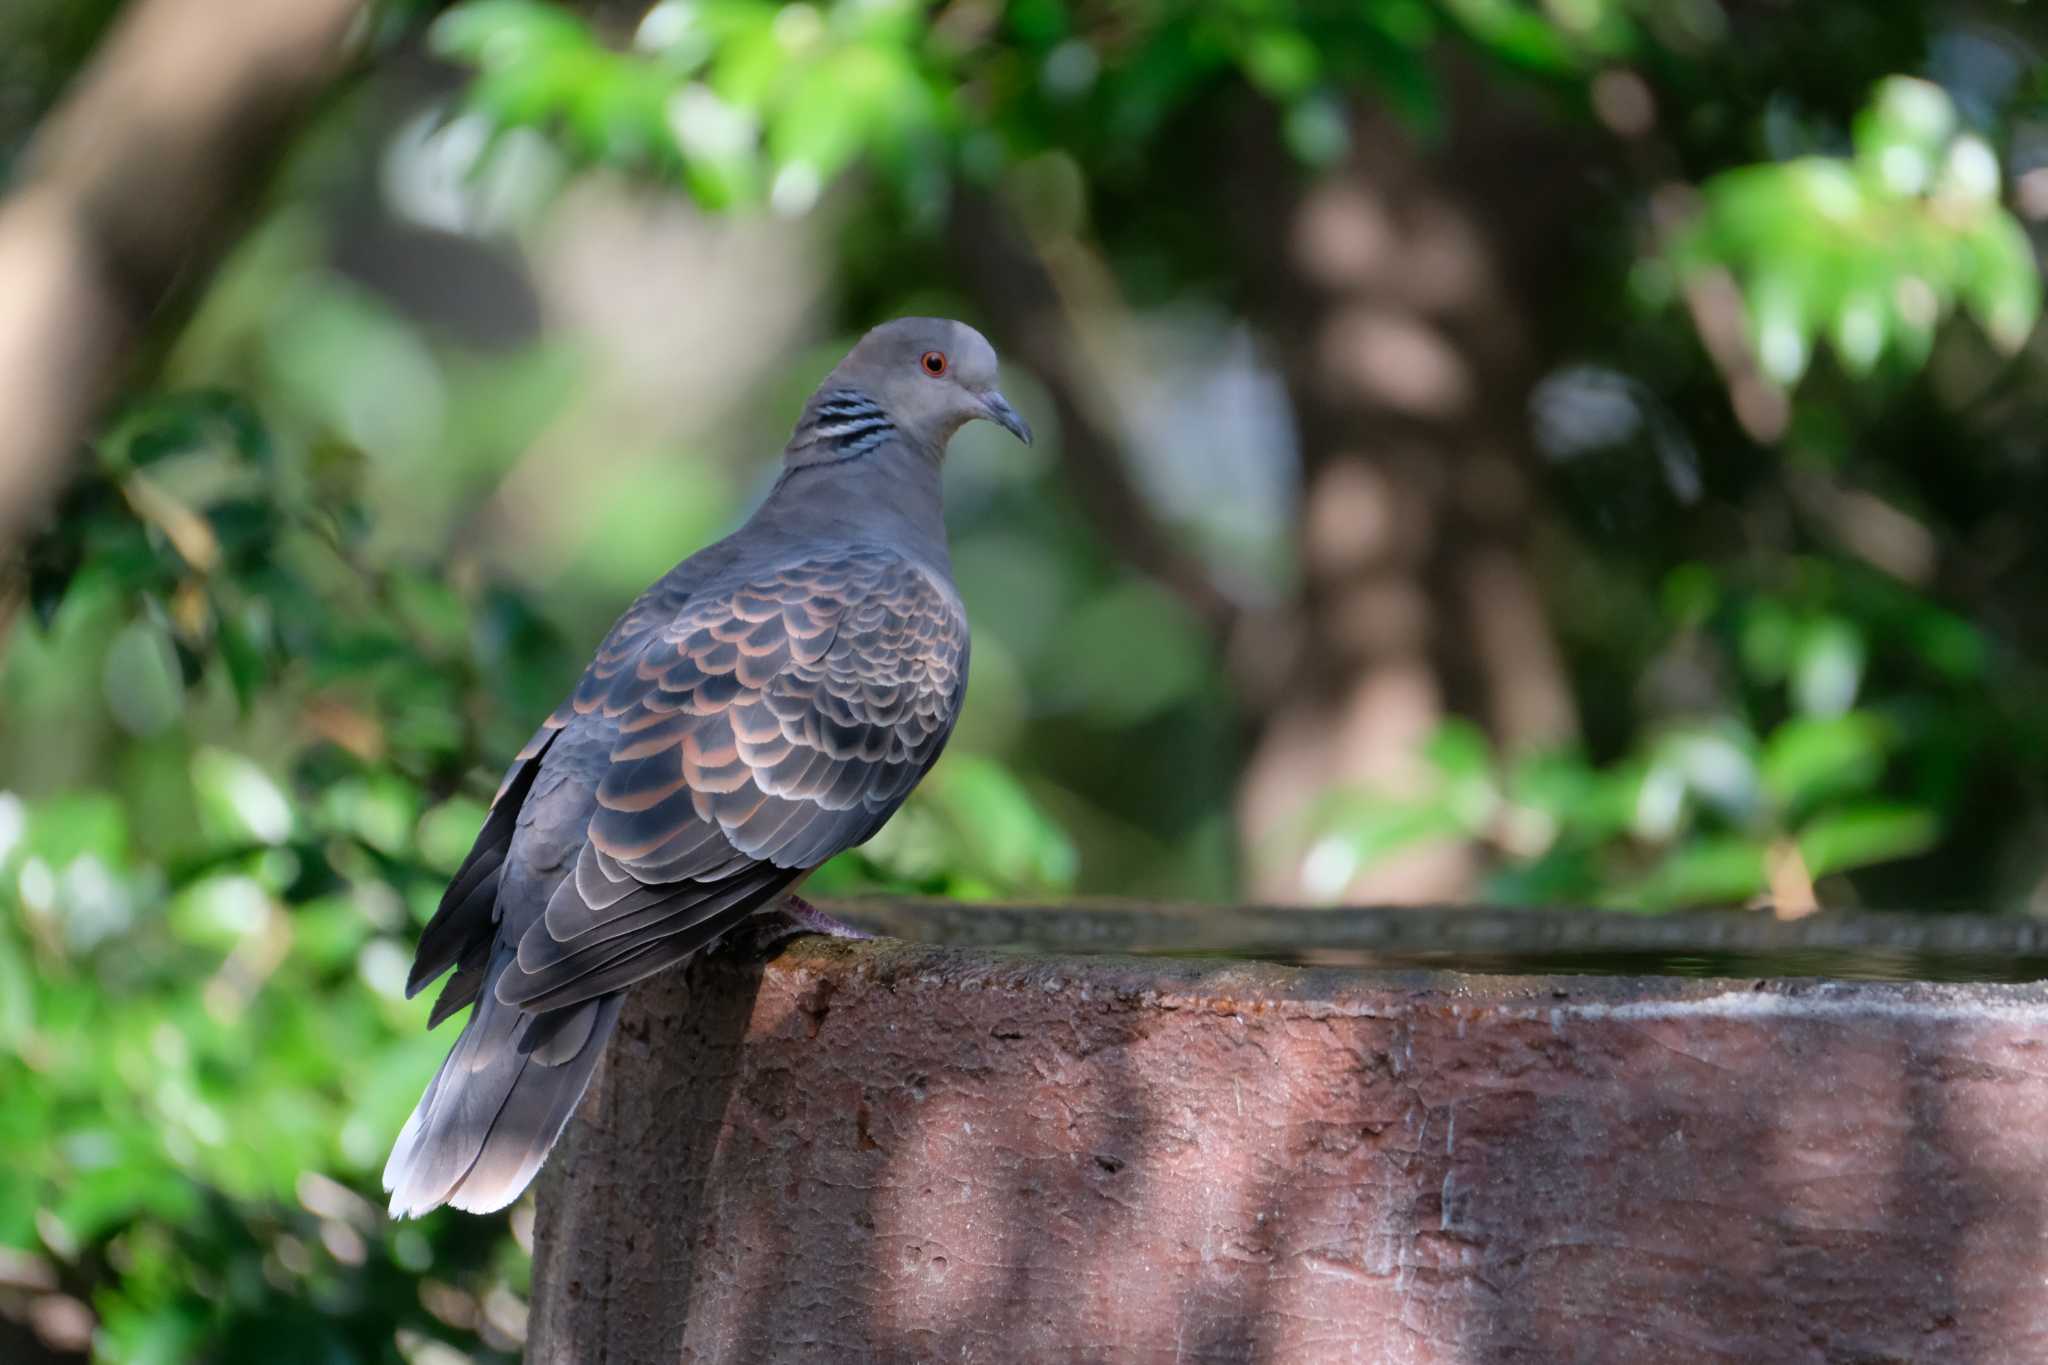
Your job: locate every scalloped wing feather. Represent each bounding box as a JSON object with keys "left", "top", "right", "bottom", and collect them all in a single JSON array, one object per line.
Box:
[{"left": 488, "top": 546, "right": 966, "bottom": 1009}]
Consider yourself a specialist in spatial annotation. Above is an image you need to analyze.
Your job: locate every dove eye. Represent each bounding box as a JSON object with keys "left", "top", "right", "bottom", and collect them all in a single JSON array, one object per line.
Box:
[{"left": 919, "top": 351, "right": 948, "bottom": 377}]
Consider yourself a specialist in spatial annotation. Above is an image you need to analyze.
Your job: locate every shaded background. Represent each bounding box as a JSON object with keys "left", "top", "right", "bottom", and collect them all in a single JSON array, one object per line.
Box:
[{"left": 5, "top": 0, "right": 2048, "bottom": 1358}]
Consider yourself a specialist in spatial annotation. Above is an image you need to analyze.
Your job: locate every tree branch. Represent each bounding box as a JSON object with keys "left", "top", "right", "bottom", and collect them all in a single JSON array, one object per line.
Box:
[
  {"left": 0, "top": 0, "right": 369, "bottom": 548},
  {"left": 948, "top": 192, "right": 1243, "bottom": 642}
]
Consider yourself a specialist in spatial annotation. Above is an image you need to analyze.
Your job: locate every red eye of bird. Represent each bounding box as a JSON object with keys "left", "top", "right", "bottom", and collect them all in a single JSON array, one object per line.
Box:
[{"left": 920, "top": 350, "right": 948, "bottom": 377}]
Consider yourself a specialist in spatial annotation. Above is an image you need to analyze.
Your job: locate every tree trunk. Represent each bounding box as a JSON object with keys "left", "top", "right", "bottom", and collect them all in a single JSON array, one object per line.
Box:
[
  {"left": 957, "top": 82, "right": 1594, "bottom": 904},
  {"left": 1226, "top": 89, "right": 1590, "bottom": 902}
]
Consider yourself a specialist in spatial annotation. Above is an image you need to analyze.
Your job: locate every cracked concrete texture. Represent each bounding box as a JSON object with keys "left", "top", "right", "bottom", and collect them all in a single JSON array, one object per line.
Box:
[{"left": 530, "top": 936, "right": 2048, "bottom": 1364}]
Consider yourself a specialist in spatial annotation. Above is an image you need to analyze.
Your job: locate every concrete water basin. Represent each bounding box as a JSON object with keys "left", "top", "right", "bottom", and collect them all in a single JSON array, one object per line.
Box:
[{"left": 529, "top": 901, "right": 2048, "bottom": 1364}]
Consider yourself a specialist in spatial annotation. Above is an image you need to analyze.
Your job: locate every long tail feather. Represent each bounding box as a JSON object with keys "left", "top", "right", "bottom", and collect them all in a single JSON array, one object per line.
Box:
[{"left": 383, "top": 952, "right": 622, "bottom": 1218}]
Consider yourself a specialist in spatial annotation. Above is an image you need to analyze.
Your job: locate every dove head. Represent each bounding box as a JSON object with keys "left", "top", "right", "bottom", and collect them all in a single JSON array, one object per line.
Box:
[{"left": 788, "top": 318, "right": 1031, "bottom": 468}]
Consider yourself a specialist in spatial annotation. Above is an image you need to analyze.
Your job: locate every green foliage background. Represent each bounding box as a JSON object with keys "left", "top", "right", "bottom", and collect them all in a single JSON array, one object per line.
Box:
[{"left": 6, "top": 0, "right": 2048, "bottom": 1358}]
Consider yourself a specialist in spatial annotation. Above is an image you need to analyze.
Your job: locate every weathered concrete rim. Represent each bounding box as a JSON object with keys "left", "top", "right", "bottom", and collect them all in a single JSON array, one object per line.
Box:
[
  {"left": 774, "top": 932, "right": 2048, "bottom": 1021},
  {"left": 821, "top": 894, "right": 2048, "bottom": 960}
]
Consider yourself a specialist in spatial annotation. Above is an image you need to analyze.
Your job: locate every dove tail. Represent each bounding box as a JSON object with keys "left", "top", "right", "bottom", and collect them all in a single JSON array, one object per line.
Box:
[{"left": 383, "top": 952, "right": 622, "bottom": 1218}]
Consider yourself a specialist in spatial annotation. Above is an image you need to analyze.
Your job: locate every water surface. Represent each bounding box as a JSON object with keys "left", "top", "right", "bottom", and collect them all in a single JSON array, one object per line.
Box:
[{"left": 833, "top": 900, "right": 2048, "bottom": 983}]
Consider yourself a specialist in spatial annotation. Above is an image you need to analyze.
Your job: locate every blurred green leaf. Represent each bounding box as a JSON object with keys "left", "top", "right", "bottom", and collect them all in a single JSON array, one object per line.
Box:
[
  {"left": 819, "top": 754, "right": 1077, "bottom": 898},
  {"left": 20, "top": 793, "right": 129, "bottom": 869},
  {"left": 191, "top": 749, "right": 295, "bottom": 847},
  {"left": 1621, "top": 835, "right": 1768, "bottom": 910},
  {"left": 1956, "top": 211, "right": 2041, "bottom": 354},
  {"left": 1798, "top": 802, "right": 1939, "bottom": 877},
  {"left": 1758, "top": 712, "right": 1889, "bottom": 817},
  {"left": 930, "top": 754, "right": 1079, "bottom": 893},
  {"left": 1300, "top": 791, "right": 1467, "bottom": 898},
  {"left": 1039, "top": 579, "right": 1208, "bottom": 725},
  {"left": 1439, "top": 0, "right": 1583, "bottom": 71},
  {"left": 1508, "top": 751, "right": 1642, "bottom": 844},
  {"left": 103, "top": 617, "right": 186, "bottom": 737},
  {"left": 1677, "top": 74, "right": 2037, "bottom": 395},
  {"left": 1791, "top": 618, "right": 1864, "bottom": 716},
  {"left": 417, "top": 797, "right": 489, "bottom": 875},
  {"left": 1852, "top": 76, "right": 1954, "bottom": 193},
  {"left": 168, "top": 873, "right": 272, "bottom": 949}
]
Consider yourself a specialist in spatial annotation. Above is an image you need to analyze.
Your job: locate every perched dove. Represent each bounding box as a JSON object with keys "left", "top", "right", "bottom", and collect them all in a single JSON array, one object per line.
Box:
[{"left": 383, "top": 318, "right": 1030, "bottom": 1217}]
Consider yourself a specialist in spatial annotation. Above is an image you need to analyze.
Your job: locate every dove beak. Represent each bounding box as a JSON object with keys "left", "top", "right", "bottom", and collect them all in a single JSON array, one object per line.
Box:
[{"left": 981, "top": 391, "right": 1033, "bottom": 445}]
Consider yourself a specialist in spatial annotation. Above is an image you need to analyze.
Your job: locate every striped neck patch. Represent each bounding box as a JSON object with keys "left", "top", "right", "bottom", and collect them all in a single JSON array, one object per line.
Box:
[{"left": 800, "top": 389, "right": 897, "bottom": 459}]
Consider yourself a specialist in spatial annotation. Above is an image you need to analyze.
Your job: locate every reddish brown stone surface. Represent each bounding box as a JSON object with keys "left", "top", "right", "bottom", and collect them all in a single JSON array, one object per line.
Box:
[{"left": 529, "top": 936, "right": 2048, "bottom": 1364}]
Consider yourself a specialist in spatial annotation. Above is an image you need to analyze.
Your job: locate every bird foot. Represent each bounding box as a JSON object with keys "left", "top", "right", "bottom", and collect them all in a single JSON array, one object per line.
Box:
[
  {"left": 774, "top": 894, "right": 876, "bottom": 941},
  {"left": 716, "top": 894, "right": 876, "bottom": 960}
]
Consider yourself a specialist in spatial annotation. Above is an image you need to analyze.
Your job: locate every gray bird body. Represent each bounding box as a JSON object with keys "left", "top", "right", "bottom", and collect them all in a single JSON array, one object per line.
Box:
[{"left": 384, "top": 319, "right": 1028, "bottom": 1217}]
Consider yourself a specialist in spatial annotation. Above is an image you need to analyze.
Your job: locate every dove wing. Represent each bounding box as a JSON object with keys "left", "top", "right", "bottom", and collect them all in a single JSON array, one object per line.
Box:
[{"left": 482, "top": 544, "right": 966, "bottom": 1015}]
